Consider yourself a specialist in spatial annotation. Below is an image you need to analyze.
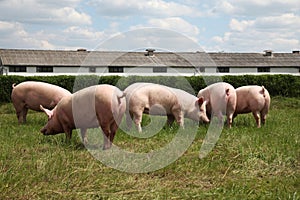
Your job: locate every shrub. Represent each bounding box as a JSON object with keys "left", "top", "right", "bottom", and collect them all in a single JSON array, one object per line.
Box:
[{"left": 1, "top": 74, "right": 299, "bottom": 103}]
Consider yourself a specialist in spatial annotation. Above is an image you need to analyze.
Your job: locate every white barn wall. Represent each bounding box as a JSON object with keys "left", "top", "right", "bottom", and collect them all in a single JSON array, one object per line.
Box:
[
  {"left": 96, "top": 67, "right": 108, "bottom": 73},
  {"left": 54, "top": 67, "right": 81, "bottom": 73},
  {"left": 171, "top": 67, "right": 196, "bottom": 74},
  {"left": 230, "top": 68, "right": 257, "bottom": 73},
  {"left": 124, "top": 67, "right": 153, "bottom": 73},
  {"left": 205, "top": 67, "right": 217, "bottom": 73},
  {"left": 271, "top": 68, "right": 298, "bottom": 74}
]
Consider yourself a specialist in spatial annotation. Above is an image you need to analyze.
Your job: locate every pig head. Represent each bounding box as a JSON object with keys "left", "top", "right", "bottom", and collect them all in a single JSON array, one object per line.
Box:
[{"left": 170, "top": 87, "right": 209, "bottom": 124}]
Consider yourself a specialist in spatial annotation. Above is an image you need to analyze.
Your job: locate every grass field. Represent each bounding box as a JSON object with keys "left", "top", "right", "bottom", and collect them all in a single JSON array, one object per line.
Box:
[{"left": 0, "top": 96, "right": 299, "bottom": 199}]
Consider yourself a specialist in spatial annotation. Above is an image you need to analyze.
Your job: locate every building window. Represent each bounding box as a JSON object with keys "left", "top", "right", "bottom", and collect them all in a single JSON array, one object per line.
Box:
[
  {"left": 89, "top": 67, "right": 96, "bottom": 73},
  {"left": 153, "top": 67, "right": 167, "bottom": 73},
  {"left": 9, "top": 66, "right": 27, "bottom": 72},
  {"left": 257, "top": 67, "right": 270, "bottom": 73},
  {"left": 199, "top": 67, "right": 205, "bottom": 73},
  {"left": 217, "top": 67, "right": 229, "bottom": 73},
  {"left": 108, "top": 66, "right": 124, "bottom": 73},
  {"left": 36, "top": 66, "right": 53, "bottom": 73}
]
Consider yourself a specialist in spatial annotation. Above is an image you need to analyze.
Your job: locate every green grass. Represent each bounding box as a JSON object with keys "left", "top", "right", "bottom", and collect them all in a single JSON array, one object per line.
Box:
[{"left": 0, "top": 97, "right": 299, "bottom": 199}]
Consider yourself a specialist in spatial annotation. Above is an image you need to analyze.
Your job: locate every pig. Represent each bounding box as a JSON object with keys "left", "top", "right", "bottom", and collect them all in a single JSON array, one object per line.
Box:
[
  {"left": 233, "top": 85, "right": 271, "bottom": 128},
  {"left": 40, "top": 84, "right": 126, "bottom": 150},
  {"left": 11, "top": 81, "right": 71, "bottom": 124},
  {"left": 197, "top": 82, "right": 237, "bottom": 128},
  {"left": 124, "top": 82, "right": 209, "bottom": 132}
]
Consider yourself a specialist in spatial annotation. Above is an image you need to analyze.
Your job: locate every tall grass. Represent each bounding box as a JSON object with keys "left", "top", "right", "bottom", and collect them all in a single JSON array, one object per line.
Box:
[{"left": 0, "top": 97, "right": 299, "bottom": 199}]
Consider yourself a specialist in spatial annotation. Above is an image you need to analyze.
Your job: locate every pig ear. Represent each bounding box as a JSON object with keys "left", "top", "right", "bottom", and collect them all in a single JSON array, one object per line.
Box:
[
  {"left": 225, "top": 88, "right": 230, "bottom": 96},
  {"left": 197, "top": 97, "right": 205, "bottom": 105},
  {"left": 40, "top": 105, "right": 53, "bottom": 119}
]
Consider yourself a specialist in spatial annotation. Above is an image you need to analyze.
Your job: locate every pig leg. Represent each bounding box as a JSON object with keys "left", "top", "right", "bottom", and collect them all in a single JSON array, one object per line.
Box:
[
  {"left": 217, "top": 112, "right": 224, "bottom": 127},
  {"left": 101, "top": 125, "right": 112, "bottom": 150},
  {"left": 260, "top": 111, "right": 268, "bottom": 126},
  {"left": 232, "top": 113, "right": 237, "bottom": 125},
  {"left": 260, "top": 105, "right": 269, "bottom": 126},
  {"left": 64, "top": 130, "right": 72, "bottom": 143},
  {"left": 109, "top": 113, "right": 123, "bottom": 144},
  {"left": 133, "top": 111, "right": 143, "bottom": 133},
  {"left": 16, "top": 110, "right": 23, "bottom": 124},
  {"left": 16, "top": 106, "right": 28, "bottom": 124},
  {"left": 172, "top": 108, "right": 184, "bottom": 128},
  {"left": 80, "top": 128, "right": 88, "bottom": 145},
  {"left": 252, "top": 111, "right": 261, "bottom": 128},
  {"left": 126, "top": 111, "right": 134, "bottom": 130},
  {"left": 167, "top": 114, "right": 175, "bottom": 126},
  {"left": 61, "top": 123, "right": 72, "bottom": 143},
  {"left": 21, "top": 107, "right": 28, "bottom": 124},
  {"left": 226, "top": 113, "right": 234, "bottom": 128},
  {"left": 109, "top": 121, "right": 119, "bottom": 144}
]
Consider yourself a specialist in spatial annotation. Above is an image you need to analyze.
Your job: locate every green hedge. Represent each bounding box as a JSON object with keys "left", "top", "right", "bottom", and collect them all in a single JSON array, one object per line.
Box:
[{"left": 1, "top": 74, "right": 299, "bottom": 103}]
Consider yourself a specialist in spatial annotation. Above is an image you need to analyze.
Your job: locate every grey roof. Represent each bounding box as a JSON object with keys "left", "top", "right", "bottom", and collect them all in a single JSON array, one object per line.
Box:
[
  {"left": 209, "top": 52, "right": 300, "bottom": 67},
  {"left": 1, "top": 49, "right": 300, "bottom": 68}
]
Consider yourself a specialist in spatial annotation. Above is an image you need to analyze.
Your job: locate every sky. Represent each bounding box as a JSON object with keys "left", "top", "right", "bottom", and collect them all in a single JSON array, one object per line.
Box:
[{"left": 0, "top": 0, "right": 299, "bottom": 52}]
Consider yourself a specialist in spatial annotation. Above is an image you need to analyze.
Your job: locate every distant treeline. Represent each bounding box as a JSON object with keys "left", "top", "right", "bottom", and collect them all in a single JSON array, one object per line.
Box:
[{"left": 1, "top": 74, "right": 299, "bottom": 103}]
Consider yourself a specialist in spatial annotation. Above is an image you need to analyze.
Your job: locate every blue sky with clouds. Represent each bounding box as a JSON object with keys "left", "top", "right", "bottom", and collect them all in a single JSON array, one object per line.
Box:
[{"left": 0, "top": 0, "right": 299, "bottom": 52}]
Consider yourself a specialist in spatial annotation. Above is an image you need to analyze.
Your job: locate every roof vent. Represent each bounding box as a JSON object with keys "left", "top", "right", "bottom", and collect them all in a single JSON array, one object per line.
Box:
[
  {"left": 77, "top": 48, "right": 87, "bottom": 52},
  {"left": 292, "top": 50, "right": 300, "bottom": 54},
  {"left": 145, "top": 49, "right": 155, "bottom": 56},
  {"left": 264, "top": 50, "right": 273, "bottom": 57}
]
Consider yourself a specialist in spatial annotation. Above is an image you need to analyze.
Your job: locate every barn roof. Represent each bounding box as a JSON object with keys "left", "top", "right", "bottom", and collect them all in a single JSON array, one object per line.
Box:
[
  {"left": 0, "top": 49, "right": 300, "bottom": 68},
  {"left": 209, "top": 52, "right": 300, "bottom": 67}
]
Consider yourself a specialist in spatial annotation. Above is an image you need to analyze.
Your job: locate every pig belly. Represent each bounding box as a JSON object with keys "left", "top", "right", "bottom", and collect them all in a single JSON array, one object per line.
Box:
[
  {"left": 236, "top": 105, "right": 252, "bottom": 114},
  {"left": 143, "top": 104, "right": 171, "bottom": 116},
  {"left": 72, "top": 106, "right": 101, "bottom": 129}
]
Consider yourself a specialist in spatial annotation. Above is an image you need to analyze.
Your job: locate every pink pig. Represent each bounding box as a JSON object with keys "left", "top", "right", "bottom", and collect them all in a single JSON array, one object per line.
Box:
[
  {"left": 40, "top": 84, "right": 126, "bottom": 150},
  {"left": 124, "top": 82, "right": 209, "bottom": 132},
  {"left": 11, "top": 81, "right": 71, "bottom": 124},
  {"left": 233, "top": 85, "right": 271, "bottom": 128},
  {"left": 197, "top": 82, "right": 237, "bottom": 128}
]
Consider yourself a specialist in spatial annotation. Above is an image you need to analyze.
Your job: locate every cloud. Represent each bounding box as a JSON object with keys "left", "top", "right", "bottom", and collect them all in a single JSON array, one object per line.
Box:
[
  {"left": 0, "top": 0, "right": 94, "bottom": 49},
  {"left": 214, "top": 0, "right": 300, "bottom": 16},
  {"left": 229, "top": 19, "right": 254, "bottom": 32},
  {"left": 0, "top": 21, "right": 55, "bottom": 49},
  {"left": 216, "top": 1, "right": 240, "bottom": 15},
  {"left": 210, "top": 13, "right": 300, "bottom": 52},
  {"left": 254, "top": 13, "right": 300, "bottom": 30},
  {"left": 88, "top": 0, "right": 202, "bottom": 18},
  {"left": 0, "top": 0, "right": 91, "bottom": 25},
  {"left": 63, "top": 26, "right": 106, "bottom": 42},
  {"left": 52, "top": 7, "right": 91, "bottom": 25},
  {"left": 0, "top": 20, "right": 109, "bottom": 50},
  {"left": 131, "top": 17, "right": 201, "bottom": 43}
]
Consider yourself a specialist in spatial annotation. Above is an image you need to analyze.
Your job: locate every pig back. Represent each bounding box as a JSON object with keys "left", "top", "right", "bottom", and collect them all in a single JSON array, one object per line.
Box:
[
  {"left": 235, "top": 85, "right": 269, "bottom": 114},
  {"left": 72, "top": 85, "right": 125, "bottom": 129},
  {"left": 198, "top": 82, "right": 235, "bottom": 115},
  {"left": 126, "top": 83, "right": 179, "bottom": 115},
  {"left": 11, "top": 81, "right": 71, "bottom": 111}
]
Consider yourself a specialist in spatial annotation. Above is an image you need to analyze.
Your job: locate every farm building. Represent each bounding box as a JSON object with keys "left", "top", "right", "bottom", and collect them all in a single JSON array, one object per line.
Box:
[{"left": 0, "top": 48, "right": 300, "bottom": 76}]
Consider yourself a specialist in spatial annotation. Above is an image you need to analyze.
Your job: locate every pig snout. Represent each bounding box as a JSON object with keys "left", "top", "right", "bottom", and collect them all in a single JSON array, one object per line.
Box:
[
  {"left": 40, "top": 126, "right": 52, "bottom": 135},
  {"left": 40, "top": 127, "right": 48, "bottom": 135},
  {"left": 201, "top": 115, "right": 210, "bottom": 123}
]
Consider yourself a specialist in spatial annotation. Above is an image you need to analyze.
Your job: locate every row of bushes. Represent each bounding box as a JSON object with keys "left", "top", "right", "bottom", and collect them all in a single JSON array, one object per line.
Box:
[{"left": 1, "top": 74, "right": 299, "bottom": 103}]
